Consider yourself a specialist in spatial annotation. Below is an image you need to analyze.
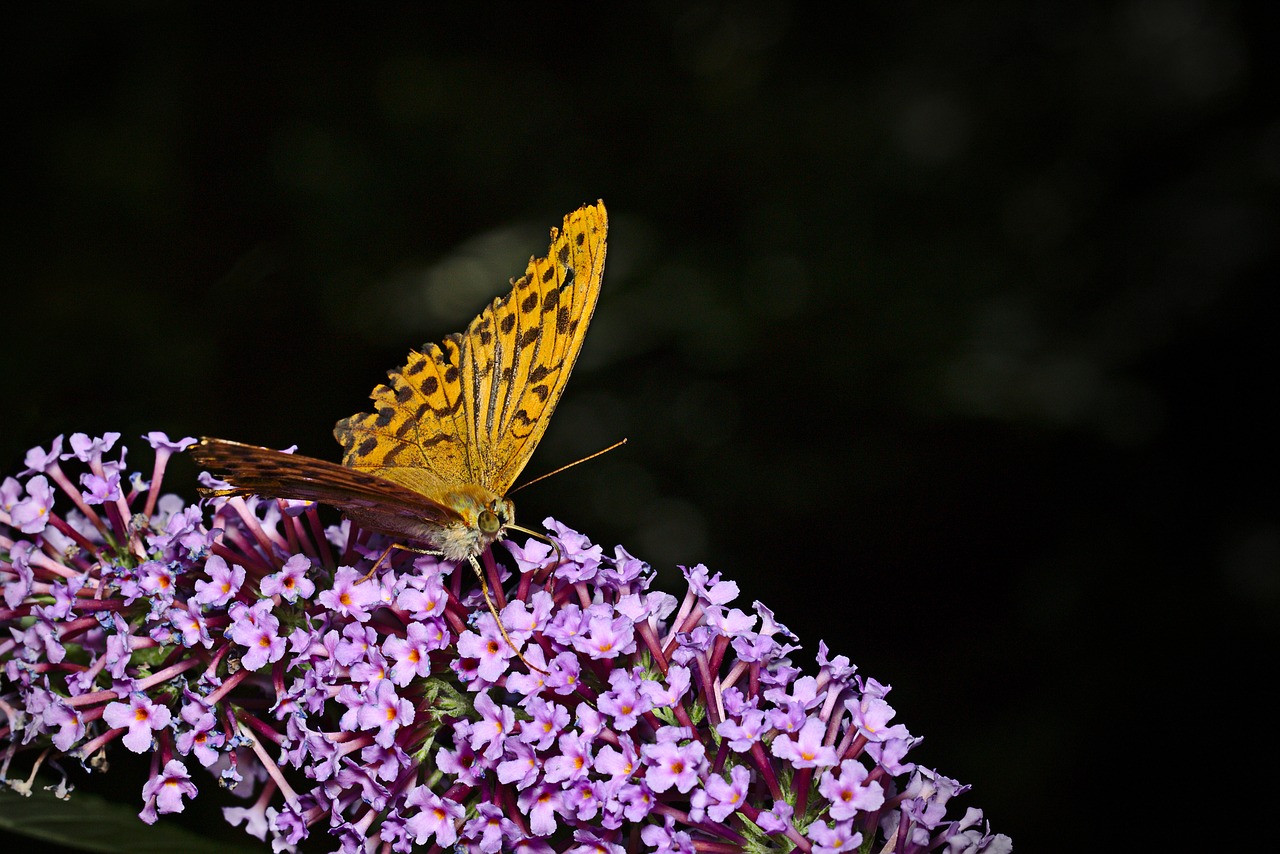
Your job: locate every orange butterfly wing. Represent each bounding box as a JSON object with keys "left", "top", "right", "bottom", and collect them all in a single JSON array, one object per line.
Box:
[{"left": 334, "top": 201, "right": 608, "bottom": 499}]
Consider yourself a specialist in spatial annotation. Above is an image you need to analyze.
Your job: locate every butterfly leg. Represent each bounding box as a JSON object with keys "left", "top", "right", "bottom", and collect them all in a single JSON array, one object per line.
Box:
[{"left": 358, "top": 542, "right": 409, "bottom": 582}]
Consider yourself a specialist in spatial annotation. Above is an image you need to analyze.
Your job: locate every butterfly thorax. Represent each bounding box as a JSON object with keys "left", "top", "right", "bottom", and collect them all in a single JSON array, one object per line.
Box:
[
  {"left": 342, "top": 483, "right": 514, "bottom": 563},
  {"left": 435, "top": 486, "right": 515, "bottom": 563}
]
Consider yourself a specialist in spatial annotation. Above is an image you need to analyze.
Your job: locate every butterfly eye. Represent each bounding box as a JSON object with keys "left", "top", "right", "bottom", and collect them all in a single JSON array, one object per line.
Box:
[{"left": 477, "top": 509, "right": 502, "bottom": 534}]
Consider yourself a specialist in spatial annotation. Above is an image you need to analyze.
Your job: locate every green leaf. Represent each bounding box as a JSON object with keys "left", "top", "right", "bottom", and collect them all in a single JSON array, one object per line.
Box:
[{"left": 0, "top": 785, "right": 241, "bottom": 854}]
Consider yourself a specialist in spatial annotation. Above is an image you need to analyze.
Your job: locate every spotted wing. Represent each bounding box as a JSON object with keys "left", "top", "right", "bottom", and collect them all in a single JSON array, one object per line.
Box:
[
  {"left": 334, "top": 201, "right": 607, "bottom": 497},
  {"left": 333, "top": 334, "right": 473, "bottom": 498},
  {"left": 460, "top": 201, "right": 607, "bottom": 494}
]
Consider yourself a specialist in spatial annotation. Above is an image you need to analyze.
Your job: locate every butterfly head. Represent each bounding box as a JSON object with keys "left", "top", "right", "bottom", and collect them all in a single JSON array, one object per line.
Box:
[
  {"left": 476, "top": 497, "right": 514, "bottom": 537},
  {"left": 430, "top": 487, "right": 516, "bottom": 563}
]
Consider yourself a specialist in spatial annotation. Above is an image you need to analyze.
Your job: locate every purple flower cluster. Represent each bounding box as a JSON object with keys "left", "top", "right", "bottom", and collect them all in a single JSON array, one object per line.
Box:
[{"left": 1, "top": 433, "right": 1011, "bottom": 853}]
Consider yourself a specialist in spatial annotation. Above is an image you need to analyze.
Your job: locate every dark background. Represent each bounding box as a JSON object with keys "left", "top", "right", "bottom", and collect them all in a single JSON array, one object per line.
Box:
[{"left": 3, "top": 3, "right": 1276, "bottom": 851}]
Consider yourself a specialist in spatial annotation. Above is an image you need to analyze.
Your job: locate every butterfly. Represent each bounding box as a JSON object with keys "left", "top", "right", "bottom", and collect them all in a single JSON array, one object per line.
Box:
[{"left": 191, "top": 200, "right": 607, "bottom": 603}]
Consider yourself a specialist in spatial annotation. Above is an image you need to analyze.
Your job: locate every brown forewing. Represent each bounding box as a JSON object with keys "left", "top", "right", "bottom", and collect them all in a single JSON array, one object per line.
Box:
[{"left": 190, "top": 437, "right": 464, "bottom": 529}]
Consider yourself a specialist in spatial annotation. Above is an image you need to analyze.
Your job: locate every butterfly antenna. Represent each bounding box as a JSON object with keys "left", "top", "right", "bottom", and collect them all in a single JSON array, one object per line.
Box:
[{"left": 508, "top": 439, "right": 627, "bottom": 495}]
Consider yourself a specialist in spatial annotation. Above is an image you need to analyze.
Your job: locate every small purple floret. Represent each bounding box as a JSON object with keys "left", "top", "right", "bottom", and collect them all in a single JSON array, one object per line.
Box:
[{"left": 0, "top": 432, "right": 1010, "bottom": 852}]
